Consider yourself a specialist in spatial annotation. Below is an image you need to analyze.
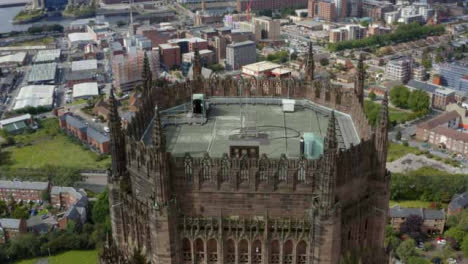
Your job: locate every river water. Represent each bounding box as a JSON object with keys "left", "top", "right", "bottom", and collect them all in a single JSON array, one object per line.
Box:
[{"left": 0, "top": 6, "right": 130, "bottom": 33}]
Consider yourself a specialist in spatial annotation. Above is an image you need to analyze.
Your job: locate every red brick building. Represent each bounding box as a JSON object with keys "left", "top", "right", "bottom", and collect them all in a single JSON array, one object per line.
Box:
[
  {"left": 0, "top": 180, "right": 50, "bottom": 202},
  {"left": 59, "top": 114, "right": 110, "bottom": 154},
  {"left": 237, "top": 0, "right": 308, "bottom": 12},
  {"left": 432, "top": 88, "right": 456, "bottom": 110},
  {"left": 0, "top": 219, "right": 27, "bottom": 243}
]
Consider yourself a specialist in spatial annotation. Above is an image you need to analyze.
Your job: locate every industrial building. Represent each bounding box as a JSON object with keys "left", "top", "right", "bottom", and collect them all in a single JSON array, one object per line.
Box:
[
  {"left": 13, "top": 85, "right": 55, "bottom": 110},
  {"left": 33, "top": 49, "right": 61, "bottom": 64},
  {"left": 27, "top": 63, "right": 57, "bottom": 84},
  {"left": 0, "top": 52, "right": 27, "bottom": 67},
  {"left": 72, "top": 82, "right": 99, "bottom": 100}
]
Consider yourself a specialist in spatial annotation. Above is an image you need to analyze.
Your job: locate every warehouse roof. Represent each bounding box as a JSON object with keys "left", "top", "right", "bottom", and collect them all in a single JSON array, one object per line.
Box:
[
  {"left": 28, "top": 63, "right": 57, "bottom": 83},
  {"left": 0, "top": 52, "right": 26, "bottom": 65},
  {"left": 73, "top": 82, "right": 99, "bottom": 99},
  {"left": 13, "top": 85, "right": 55, "bottom": 110},
  {"left": 71, "top": 59, "right": 97, "bottom": 72},
  {"left": 0, "top": 114, "right": 31, "bottom": 127},
  {"left": 33, "top": 49, "right": 61, "bottom": 63},
  {"left": 68, "top": 32, "right": 94, "bottom": 43}
]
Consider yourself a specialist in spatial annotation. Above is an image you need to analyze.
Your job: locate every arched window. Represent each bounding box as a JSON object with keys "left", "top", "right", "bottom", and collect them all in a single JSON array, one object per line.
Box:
[
  {"left": 315, "top": 87, "right": 321, "bottom": 98},
  {"left": 296, "top": 240, "right": 307, "bottom": 264},
  {"left": 283, "top": 240, "right": 293, "bottom": 264},
  {"left": 195, "top": 238, "right": 204, "bottom": 263},
  {"left": 221, "top": 154, "right": 230, "bottom": 181},
  {"left": 298, "top": 159, "right": 306, "bottom": 183},
  {"left": 182, "top": 238, "right": 192, "bottom": 263},
  {"left": 278, "top": 156, "right": 288, "bottom": 181},
  {"left": 270, "top": 240, "right": 280, "bottom": 264},
  {"left": 240, "top": 157, "right": 249, "bottom": 182},
  {"left": 325, "top": 90, "right": 331, "bottom": 101},
  {"left": 336, "top": 91, "right": 342, "bottom": 105},
  {"left": 207, "top": 239, "right": 217, "bottom": 264},
  {"left": 202, "top": 155, "right": 211, "bottom": 181},
  {"left": 184, "top": 155, "right": 193, "bottom": 182},
  {"left": 252, "top": 240, "right": 262, "bottom": 264},
  {"left": 239, "top": 239, "right": 248, "bottom": 264},
  {"left": 225, "top": 239, "right": 235, "bottom": 264}
]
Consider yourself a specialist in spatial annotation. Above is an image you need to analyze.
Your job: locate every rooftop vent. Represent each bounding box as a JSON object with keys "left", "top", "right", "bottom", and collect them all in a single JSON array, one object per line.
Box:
[{"left": 282, "top": 99, "right": 295, "bottom": 112}]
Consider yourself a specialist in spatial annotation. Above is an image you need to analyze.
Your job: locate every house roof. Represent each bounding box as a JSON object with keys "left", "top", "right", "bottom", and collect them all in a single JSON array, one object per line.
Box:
[
  {"left": 389, "top": 205, "right": 445, "bottom": 220},
  {"left": 431, "top": 126, "right": 468, "bottom": 143},
  {"left": 0, "top": 180, "right": 48, "bottom": 191},
  {"left": 86, "top": 126, "right": 109, "bottom": 144},
  {"left": 449, "top": 192, "right": 468, "bottom": 211},
  {"left": 0, "top": 218, "right": 21, "bottom": 229},
  {"left": 67, "top": 71, "right": 95, "bottom": 81},
  {"left": 417, "top": 111, "right": 460, "bottom": 130},
  {"left": 65, "top": 114, "right": 87, "bottom": 130},
  {"left": 407, "top": 80, "right": 439, "bottom": 93}
]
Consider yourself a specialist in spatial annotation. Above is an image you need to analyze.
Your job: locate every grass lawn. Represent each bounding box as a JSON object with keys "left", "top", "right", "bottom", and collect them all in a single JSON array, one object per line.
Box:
[
  {"left": 2, "top": 118, "right": 110, "bottom": 170},
  {"left": 387, "top": 142, "right": 422, "bottom": 162},
  {"left": 16, "top": 250, "right": 98, "bottom": 264},
  {"left": 389, "top": 107, "right": 415, "bottom": 124}
]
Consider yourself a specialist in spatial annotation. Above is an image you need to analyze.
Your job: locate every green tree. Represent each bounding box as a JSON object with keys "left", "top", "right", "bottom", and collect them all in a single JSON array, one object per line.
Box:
[
  {"left": 421, "top": 54, "right": 432, "bottom": 70},
  {"left": 408, "top": 90, "right": 430, "bottom": 114},
  {"left": 461, "top": 233, "right": 468, "bottom": 257},
  {"left": 396, "top": 130, "right": 402, "bottom": 141},
  {"left": 11, "top": 206, "right": 29, "bottom": 219},
  {"left": 7, "top": 234, "right": 40, "bottom": 260},
  {"left": 396, "top": 238, "right": 416, "bottom": 262},
  {"left": 320, "top": 58, "right": 329, "bottom": 66},
  {"left": 407, "top": 256, "right": 431, "bottom": 264},
  {"left": 368, "top": 91, "right": 376, "bottom": 101},
  {"left": 390, "top": 85, "right": 411, "bottom": 109},
  {"left": 445, "top": 226, "right": 466, "bottom": 244},
  {"left": 41, "top": 190, "right": 50, "bottom": 202}
]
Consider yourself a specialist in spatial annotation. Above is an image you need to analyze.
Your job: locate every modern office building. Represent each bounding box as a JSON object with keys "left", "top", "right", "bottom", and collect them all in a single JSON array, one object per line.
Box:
[
  {"left": 384, "top": 57, "right": 413, "bottom": 83},
  {"left": 439, "top": 63, "right": 468, "bottom": 92},
  {"left": 253, "top": 17, "right": 281, "bottom": 41},
  {"left": 226, "top": 40, "right": 256, "bottom": 71}
]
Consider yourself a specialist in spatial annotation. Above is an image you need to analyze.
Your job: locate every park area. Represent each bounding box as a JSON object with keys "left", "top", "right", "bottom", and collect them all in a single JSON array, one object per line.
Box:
[
  {"left": 0, "top": 118, "right": 110, "bottom": 170},
  {"left": 16, "top": 250, "right": 97, "bottom": 264}
]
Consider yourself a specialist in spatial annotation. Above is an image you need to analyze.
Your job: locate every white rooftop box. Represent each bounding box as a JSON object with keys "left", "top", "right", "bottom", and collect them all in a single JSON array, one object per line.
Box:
[{"left": 282, "top": 99, "right": 295, "bottom": 112}]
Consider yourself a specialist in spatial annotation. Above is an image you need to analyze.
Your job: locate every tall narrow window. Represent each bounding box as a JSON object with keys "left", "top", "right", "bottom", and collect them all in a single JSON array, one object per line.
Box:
[
  {"left": 298, "top": 159, "right": 306, "bottom": 182},
  {"left": 240, "top": 156, "right": 249, "bottom": 182},
  {"left": 259, "top": 155, "right": 268, "bottom": 181},
  {"left": 221, "top": 154, "right": 230, "bottom": 181},
  {"left": 202, "top": 155, "right": 211, "bottom": 181},
  {"left": 278, "top": 156, "right": 288, "bottom": 181},
  {"left": 184, "top": 155, "right": 193, "bottom": 182}
]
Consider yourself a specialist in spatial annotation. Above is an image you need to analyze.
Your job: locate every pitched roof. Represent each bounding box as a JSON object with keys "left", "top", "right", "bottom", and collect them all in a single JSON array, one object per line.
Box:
[
  {"left": 86, "top": 126, "right": 109, "bottom": 144},
  {"left": 389, "top": 205, "right": 445, "bottom": 220},
  {"left": 65, "top": 114, "right": 87, "bottom": 130},
  {"left": 0, "top": 180, "right": 48, "bottom": 191},
  {"left": 0, "top": 218, "right": 21, "bottom": 229},
  {"left": 449, "top": 192, "right": 468, "bottom": 211},
  {"left": 407, "top": 80, "right": 439, "bottom": 93},
  {"left": 417, "top": 111, "right": 460, "bottom": 130}
]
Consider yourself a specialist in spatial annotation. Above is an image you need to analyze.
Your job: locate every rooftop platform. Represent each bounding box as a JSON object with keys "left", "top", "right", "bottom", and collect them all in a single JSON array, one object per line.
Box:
[{"left": 142, "top": 97, "right": 360, "bottom": 159}]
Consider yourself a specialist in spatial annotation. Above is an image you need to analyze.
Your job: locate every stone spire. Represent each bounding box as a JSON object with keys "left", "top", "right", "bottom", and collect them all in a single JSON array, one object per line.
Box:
[
  {"left": 108, "top": 89, "right": 126, "bottom": 177},
  {"left": 193, "top": 43, "right": 202, "bottom": 80},
  {"left": 355, "top": 53, "right": 365, "bottom": 105},
  {"left": 320, "top": 111, "right": 338, "bottom": 216},
  {"left": 305, "top": 41, "right": 315, "bottom": 82},
  {"left": 375, "top": 92, "right": 389, "bottom": 172},
  {"left": 324, "top": 111, "right": 337, "bottom": 152},
  {"left": 152, "top": 106, "right": 164, "bottom": 151}
]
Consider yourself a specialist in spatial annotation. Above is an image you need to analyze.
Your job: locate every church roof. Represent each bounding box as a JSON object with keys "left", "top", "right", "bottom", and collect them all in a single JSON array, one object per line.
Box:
[{"left": 142, "top": 97, "right": 360, "bottom": 158}]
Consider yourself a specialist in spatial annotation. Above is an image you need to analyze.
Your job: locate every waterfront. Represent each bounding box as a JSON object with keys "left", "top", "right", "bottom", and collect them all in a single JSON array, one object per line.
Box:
[{"left": 0, "top": 6, "right": 131, "bottom": 34}]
